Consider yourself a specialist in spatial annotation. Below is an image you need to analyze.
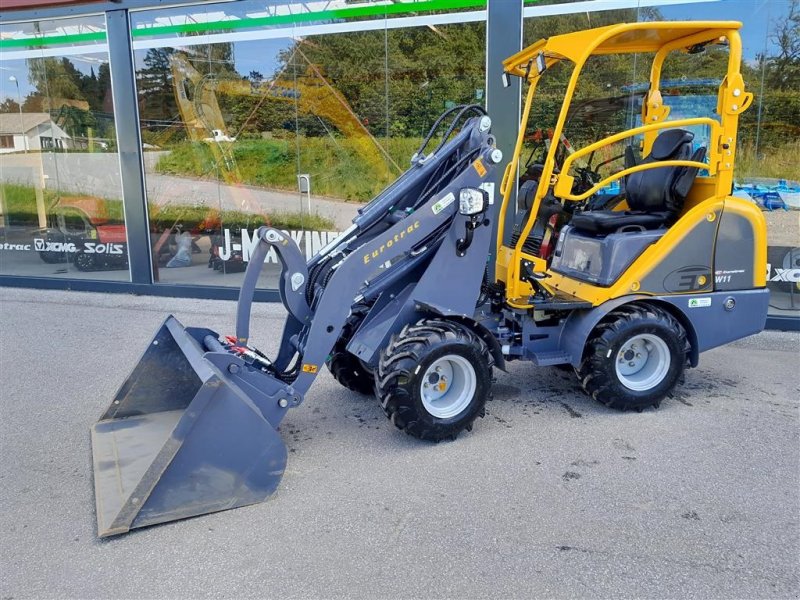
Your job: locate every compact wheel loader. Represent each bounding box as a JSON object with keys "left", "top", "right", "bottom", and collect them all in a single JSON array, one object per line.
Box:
[{"left": 92, "top": 21, "right": 768, "bottom": 536}]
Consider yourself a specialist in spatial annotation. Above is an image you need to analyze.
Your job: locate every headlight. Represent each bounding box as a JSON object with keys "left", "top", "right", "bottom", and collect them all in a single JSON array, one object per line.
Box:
[{"left": 459, "top": 188, "right": 487, "bottom": 216}]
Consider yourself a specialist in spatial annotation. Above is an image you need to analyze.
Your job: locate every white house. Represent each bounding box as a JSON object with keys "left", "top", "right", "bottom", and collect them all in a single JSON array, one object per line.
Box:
[{"left": 0, "top": 112, "right": 72, "bottom": 154}]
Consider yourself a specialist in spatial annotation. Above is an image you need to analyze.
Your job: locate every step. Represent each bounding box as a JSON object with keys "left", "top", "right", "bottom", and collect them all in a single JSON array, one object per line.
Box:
[
  {"left": 532, "top": 292, "right": 593, "bottom": 311},
  {"left": 531, "top": 350, "right": 572, "bottom": 367}
]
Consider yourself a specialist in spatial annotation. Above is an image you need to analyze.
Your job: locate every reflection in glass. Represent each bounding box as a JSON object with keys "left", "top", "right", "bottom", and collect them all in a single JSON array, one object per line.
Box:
[
  {"left": 0, "top": 16, "right": 128, "bottom": 280},
  {"left": 133, "top": 4, "right": 486, "bottom": 289}
]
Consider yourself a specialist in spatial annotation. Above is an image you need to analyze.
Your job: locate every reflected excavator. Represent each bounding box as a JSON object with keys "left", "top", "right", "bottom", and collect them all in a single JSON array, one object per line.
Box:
[
  {"left": 162, "top": 49, "right": 400, "bottom": 270},
  {"left": 169, "top": 48, "right": 399, "bottom": 187}
]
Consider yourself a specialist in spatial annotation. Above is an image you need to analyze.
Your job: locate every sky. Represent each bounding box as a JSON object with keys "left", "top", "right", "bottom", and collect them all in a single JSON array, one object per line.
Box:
[{"left": 658, "top": 0, "right": 783, "bottom": 63}]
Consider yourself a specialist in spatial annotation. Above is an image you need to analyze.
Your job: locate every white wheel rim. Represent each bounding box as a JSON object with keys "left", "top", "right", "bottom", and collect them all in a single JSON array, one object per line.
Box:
[
  {"left": 614, "top": 333, "right": 671, "bottom": 391},
  {"left": 420, "top": 355, "right": 477, "bottom": 419}
]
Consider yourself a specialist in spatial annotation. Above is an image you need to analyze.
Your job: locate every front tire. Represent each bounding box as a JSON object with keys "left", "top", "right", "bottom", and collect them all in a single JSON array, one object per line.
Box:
[
  {"left": 376, "top": 319, "right": 493, "bottom": 441},
  {"left": 327, "top": 352, "right": 374, "bottom": 396},
  {"left": 578, "top": 304, "right": 689, "bottom": 411}
]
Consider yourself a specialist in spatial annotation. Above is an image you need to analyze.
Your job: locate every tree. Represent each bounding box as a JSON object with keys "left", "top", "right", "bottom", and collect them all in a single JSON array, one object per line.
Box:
[
  {"left": 137, "top": 47, "right": 178, "bottom": 122},
  {"left": 96, "top": 63, "right": 113, "bottom": 113},
  {"left": 765, "top": 0, "right": 800, "bottom": 91},
  {"left": 0, "top": 98, "right": 20, "bottom": 113},
  {"left": 81, "top": 67, "right": 102, "bottom": 112},
  {"left": 27, "top": 57, "right": 84, "bottom": 102}
]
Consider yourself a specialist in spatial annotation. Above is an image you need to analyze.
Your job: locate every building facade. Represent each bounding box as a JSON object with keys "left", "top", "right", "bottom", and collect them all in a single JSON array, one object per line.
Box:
[
  {"left": 0, "top": 113, "right": 72, "bottom": 153},
  {"left": 0, "top": 0, "right": 797, "bottom": 328}
]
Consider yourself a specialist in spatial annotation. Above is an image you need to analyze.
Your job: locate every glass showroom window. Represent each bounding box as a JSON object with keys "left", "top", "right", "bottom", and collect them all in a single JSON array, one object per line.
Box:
[
  {"left": 129, "top": 0, "right": 485, "bottom": 289},
  {"left": 0, "top": 15, "right": 130, "bottom": 280}
]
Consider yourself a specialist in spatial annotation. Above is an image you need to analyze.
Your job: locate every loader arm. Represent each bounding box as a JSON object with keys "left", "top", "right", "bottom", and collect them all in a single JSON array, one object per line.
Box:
[{"left": 231, "top": 140, "right": 502, "bottom": 395}]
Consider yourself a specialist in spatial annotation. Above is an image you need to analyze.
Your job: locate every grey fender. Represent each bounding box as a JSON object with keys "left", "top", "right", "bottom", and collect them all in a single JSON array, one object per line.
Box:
[
  {"left": 414, "top": 300, "right": 506, "bottom": 372},
  {"left": 645, "top": 289, "right": 768, "bottom": 362},
  {"left": 561, "top": 295, "right": 702, "bottom": 368},
  {"left": 346, "top": 284, "right": 420, "bottom": 367},
  {"left": 346, "top": 295, "right": 507, "bottom": 372}
]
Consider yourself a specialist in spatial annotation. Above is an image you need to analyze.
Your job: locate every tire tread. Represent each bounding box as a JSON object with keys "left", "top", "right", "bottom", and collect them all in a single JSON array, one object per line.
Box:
[
  {"left": 577, "top": 303, "right": 689, "bottom": 411},
  {"left": 376, "top": 318, "right": 493, "bottom": 441}
]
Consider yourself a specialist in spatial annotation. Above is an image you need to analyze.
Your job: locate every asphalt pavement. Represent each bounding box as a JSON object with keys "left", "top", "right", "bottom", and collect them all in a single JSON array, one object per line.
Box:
[{"left": 0, "top": 288, "right": 798, "bottom": 599}]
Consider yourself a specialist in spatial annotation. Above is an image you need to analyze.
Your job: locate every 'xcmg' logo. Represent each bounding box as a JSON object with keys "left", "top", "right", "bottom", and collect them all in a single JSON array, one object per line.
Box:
[
  {"left": 770, "top": 268, "right": 800, "bottom": 283},
  {"left": 34, "top": 238, "right": 78, "bottom": 253}
]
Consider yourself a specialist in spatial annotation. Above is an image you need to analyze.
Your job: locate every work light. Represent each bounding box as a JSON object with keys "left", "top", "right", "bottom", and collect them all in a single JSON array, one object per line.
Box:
[{"left": 459, "top": 188, "right": 487, "bottom": 216}]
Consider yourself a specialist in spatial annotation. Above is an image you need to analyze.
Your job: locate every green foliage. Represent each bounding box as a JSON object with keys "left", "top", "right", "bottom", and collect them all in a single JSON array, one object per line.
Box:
[
  {"left": 0, "top": 98, "right": 20, "bottom": 113},
  {"left": 736, "top": 140, "right": 800, "bottom": 181}
]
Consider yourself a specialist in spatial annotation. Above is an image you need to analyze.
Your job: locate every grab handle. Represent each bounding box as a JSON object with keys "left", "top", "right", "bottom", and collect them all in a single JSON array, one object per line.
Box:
[{"left": 235, "top": 227, "right": 310, "bottom": 344}]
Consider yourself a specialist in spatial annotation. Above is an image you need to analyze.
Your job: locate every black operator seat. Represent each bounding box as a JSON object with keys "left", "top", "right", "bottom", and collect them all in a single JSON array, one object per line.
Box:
[{"left": 571, "top": 129, "right": 707, "bottom": 235}]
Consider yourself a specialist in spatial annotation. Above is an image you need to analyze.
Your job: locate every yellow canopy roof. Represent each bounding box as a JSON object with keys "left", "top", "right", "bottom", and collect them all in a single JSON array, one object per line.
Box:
[{"left": 504, "top": 21, "right": 742, "bottom": 77}]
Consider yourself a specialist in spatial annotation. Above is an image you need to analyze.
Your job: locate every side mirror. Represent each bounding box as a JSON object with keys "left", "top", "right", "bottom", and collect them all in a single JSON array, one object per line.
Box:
[{"left": 536, "top": 52, "right": 547, "bottom": 75}]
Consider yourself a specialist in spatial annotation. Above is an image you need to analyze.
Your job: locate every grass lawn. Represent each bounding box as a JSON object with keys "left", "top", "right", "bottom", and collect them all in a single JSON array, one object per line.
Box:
[{"left": 154, "top": 136, "right": 424, "bottom": 202}]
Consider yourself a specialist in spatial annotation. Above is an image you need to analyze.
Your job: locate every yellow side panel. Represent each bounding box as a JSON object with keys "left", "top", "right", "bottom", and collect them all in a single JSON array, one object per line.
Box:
[{"left": 498, "top": 244, "right": 542, "bottom": 301}]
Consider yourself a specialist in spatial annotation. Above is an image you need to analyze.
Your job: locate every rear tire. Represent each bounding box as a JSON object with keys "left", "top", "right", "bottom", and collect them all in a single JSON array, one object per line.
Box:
[
  {"left": 578, "top": 304, "right": 689, "bottom": 411},
  {"left": 38, "top": 251, "right": 68, "bottom": 264},
  {"left": 376, "top": 319, "right": 493, "bottom": 441}
]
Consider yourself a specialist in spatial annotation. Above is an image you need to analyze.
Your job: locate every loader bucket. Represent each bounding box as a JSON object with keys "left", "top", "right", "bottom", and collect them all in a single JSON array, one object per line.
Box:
[{"left": 91, "top": 316, "right": 287, "bottom": 537}]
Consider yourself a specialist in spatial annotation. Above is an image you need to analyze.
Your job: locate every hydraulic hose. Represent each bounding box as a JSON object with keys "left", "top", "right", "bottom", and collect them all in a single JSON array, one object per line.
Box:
[
  {"left": 414, "top": 146, "right": 482, "bottom": 210},
  {"left": 414, "top": 104, "right": 487, "bottom": 160}
]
